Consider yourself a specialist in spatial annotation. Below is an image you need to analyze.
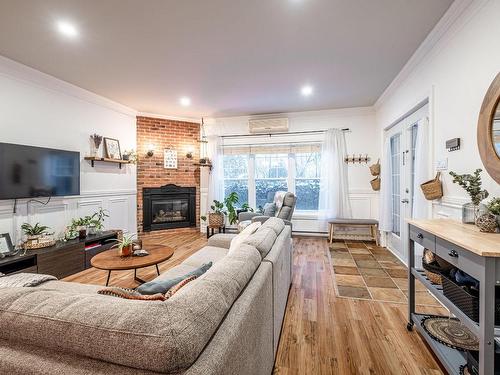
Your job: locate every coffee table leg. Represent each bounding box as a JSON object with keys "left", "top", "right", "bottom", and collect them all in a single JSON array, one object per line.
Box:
[
  {"left": 134, "top": 268, "right": 148, "bottom": 284},
  {"left": 156, "top": 264, "right": 160, "bottom": 276},
  {"left": 106, "top": 271, "right": 111, "bottom": 286}
]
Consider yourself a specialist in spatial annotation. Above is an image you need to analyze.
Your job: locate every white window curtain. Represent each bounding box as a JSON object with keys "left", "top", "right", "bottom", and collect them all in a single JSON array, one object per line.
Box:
[
  {"left": 207, "top": 135, "right": 224, "bottom": 206},
  {"left": 318, "top": 128, "right": 352, "bottom": 219},
  {"left": 379, "top": 137, "right": 393, "bottom": 232},
  {"left": 412, "top": 117, "right": 430, "bottom": 220}
]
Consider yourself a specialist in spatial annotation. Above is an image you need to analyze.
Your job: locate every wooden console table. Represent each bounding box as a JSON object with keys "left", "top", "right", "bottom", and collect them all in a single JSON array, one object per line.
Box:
[{"left": 407, "top": 219, "right": 500, "bottom": 375}]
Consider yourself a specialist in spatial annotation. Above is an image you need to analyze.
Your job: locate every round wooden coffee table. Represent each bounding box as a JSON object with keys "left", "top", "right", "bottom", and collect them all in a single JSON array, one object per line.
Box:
[{"left": 91, "top": 244, "right": 174, "bottom": 286}]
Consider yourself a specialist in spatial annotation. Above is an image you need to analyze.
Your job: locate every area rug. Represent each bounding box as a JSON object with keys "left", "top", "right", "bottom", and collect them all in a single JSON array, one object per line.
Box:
[{"left": 329, "top": 241, "right": 441, "bottom": 306}]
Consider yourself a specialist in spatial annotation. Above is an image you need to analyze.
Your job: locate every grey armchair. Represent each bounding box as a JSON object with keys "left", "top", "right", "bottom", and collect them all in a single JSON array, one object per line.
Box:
[{"left": 238, "top": 192, "right": 297, "bottom": 229}]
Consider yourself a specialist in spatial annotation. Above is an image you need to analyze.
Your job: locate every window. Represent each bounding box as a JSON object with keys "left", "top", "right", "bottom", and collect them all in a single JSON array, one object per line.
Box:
[
  {"left": 255, "top": 154, "right": 288, "bottom": 209},
  {"left": 223, "top": 154, "right": 249, "bottom": 204},
  {"left": 222, "top": 143, "right": 322, "bottom": 214},
  {"left": 294, "top": 152, "right": 321, "bottom": 210}
]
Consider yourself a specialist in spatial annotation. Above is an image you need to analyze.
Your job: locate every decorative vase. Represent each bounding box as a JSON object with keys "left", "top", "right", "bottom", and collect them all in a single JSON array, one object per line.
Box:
[
  {"left": 462, "top": 203, "right": 479, "bottom": 224},
  {"left": 120, "top": 244, "right": 133, "bottom": 257}
]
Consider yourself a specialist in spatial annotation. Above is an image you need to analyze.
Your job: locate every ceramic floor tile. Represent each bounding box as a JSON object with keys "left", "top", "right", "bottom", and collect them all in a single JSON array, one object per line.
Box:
[
  {"left": 372, "top": 254, "right": 398, "bottom": 262},
  {"left": 385, "top": 268, "right": 407, "bottom": 278},
  {"left": 369, "top": 287, "right": 407, "bottom": 303},
  {"left": 358, "top": 268, "right": 388, "bottom": 277},
  {"left": 330, "top": 242, "right": 348, "bottom": 249},
  {"left": 352, "top": 254, "right": 376, "bottom": 261},
  {"left": 363, "top": 276, "right": 397, "bottom": 289},
  {"left": 355, "top": 259, "right": 381, "bottom": 269},
  {"left": 338, "top": 285, "right": 371, "bottom": 299},
  {"left": 335, "top": 274, "right": 365, "bottom": 287},
  {"left": 333, "top": 266, "right": 360, "bottom": 275},
  {"left": 332, "top": 258, "right": 357, "bottom": 267},
  {"left": 330, "top": 251, "right": 353, "bottom": 259},
  {"left": 378, "top": 260, "right": 406, "bottom": 269},
  {"left": 330, "top": 247, "right": 349, "bottom": 253},
  {"left": 346, "top": 242, "right": 368, "bottom": 249},
  {"left": 349, "top": 248, "right": 371, "bottom": 255},
  {"left": 393, "top": 278, "right": 427, "bottom": 291},
  {"left": 403, "top": 290, "right": 441, "bottom": 306}
]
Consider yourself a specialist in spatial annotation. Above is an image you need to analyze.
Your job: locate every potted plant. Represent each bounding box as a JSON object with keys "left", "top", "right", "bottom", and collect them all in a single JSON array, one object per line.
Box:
[
  {"left": 110, "top": 234, "right": 136, "bottom": 257},
  {"left": 122, "top": 149, "right": 137, "bottom": 163},
  {"left": 209, "top": 200, "right": 225, "bottom": 227},
  {"left": 486, "top": 197, "right": 500, "bottom": 227},
  {"left": 21, "top": 222, "right": 55, "bottom": 249},
  {"left": 87, "top": 208, "right": 109, "bottom": 235},
  {"left": 90, "top": 133, "right": 103, "bottom": 157},
  {"left": 224, "top": 192, "right": 240, "bottom": 226},
  {"left": 450, "top": 169, "right": 489, "bottom": 224}
]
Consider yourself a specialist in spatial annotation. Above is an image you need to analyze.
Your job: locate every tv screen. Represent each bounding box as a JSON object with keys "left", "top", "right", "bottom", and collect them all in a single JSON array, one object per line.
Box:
[{"left": 0, "top": 143, "right": 80, "bottom": 200}]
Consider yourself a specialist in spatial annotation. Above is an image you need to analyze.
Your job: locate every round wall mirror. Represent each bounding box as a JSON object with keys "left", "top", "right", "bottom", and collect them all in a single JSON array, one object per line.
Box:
[{"left": 477, "top": 73, "right": 500, "bottom": 184}]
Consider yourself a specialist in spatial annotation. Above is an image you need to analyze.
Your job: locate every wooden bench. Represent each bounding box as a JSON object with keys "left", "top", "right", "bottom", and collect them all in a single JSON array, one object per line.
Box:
[{"left": 328, "top": 218, "right": 379, "bottom": 246}]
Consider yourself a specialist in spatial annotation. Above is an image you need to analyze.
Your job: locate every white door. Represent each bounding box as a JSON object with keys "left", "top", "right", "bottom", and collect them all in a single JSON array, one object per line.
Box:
[{"left": 385, "top": 105, "right": 428, "bottom": 262}]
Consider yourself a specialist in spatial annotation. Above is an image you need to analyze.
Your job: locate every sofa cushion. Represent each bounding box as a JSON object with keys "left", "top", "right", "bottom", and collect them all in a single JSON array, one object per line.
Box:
[
  {"left": 244, "top": 227, "right": 277, "bottom": 258},
  {"left": 207, "top": 233, "right": 237, "bottom": 249},
  {"left": 182, "top": 245, "right": 229, "bottom": 268},
  {"left": 261, "top": 217, "right": 285, "bottom": 235},
  {"left": 137, "top": 262, "right": 212, "bottom": 295},
  {"left": 0, "top": 243, "right": 262, "bottom": 374},
  {"left": 152, "top": 263, "right": 198, "bottom": 282}
]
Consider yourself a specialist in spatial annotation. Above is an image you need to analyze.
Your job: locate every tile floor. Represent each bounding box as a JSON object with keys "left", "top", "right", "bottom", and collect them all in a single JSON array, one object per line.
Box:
[{"left": 330, "top": 240, "right": 441, "bottom": 306}]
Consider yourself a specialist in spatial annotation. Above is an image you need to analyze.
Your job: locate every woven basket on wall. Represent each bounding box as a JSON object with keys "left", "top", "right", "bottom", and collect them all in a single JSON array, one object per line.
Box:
[
  {"left": 369, "top": 159, "right": 380, "bottom": 176},
  {"left": 420, "top": 172, "right": 443, "bottom": 200},
  {"left": 208, "top": 213, "right": 224, "bottom": 227},
  {"left": 370, "top": 176, "right": 380, "bottom": 191}
]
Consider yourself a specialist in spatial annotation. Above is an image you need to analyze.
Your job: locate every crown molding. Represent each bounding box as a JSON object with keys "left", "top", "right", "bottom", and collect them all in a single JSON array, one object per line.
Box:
[
  {"left": 137, "top": 111, "right": 202, "bottom": 124},
  {"left": 0, "top": 55, "right": 137, "bottom": 117},
  {"left": 374, "top": 0, "right": 488, "bottom": 110}
]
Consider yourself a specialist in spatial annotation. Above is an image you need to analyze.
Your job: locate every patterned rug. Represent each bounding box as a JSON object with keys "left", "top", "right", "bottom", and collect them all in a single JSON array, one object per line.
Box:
[{"left": 329, "top": 241, "right": 440, "bottom": 306}]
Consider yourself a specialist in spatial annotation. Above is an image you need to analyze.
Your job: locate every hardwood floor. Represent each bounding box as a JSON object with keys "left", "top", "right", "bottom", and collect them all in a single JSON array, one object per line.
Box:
[{"left": 65, "top": 231, "right": 445, "bottom": 374}]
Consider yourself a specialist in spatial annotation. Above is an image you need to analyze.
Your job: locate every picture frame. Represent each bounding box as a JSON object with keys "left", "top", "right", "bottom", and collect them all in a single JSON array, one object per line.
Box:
[
  {"left": 104, "top": 137, "right": 122, "bottom": 160},
  {"left": 164, "top": 148, "right": 178, "bottom": 169},
  {"left": 0, "top": 233, "right": 15, "bottom": 256}
]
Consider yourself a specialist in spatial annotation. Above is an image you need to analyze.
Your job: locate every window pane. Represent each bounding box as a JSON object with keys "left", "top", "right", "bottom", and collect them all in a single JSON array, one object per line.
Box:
[
  {"left": 295, "top": 152, "right": 321, "bottom": 178},
  {"left": 255, "top": 154, "right": 288, "bottom": 179},
  {"left": 223, "top": 155, "right": 248, "bottom": 179},
  {"left": 255, "top": 179, "right": 288, "bottom": 209},
  {"left": 390, "top": 134, "right": 401, "bottom": 236},
  {"left": 224, "top": 179, "right": 248, "bottom": 205},
  {"left": 295, "top": 179, "right": 320, "bottom": 210}
]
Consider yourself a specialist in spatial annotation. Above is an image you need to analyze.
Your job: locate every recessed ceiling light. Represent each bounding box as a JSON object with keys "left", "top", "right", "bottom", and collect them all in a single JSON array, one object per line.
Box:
[
  {"left": 56, "top": 21, "right": 78, "bottom": 38},
  {"left": 301, "top": 85, "right": 313, "bottom": 97},
  {"left": 180, "top": 97, "right": 191, "bottom": 106}
]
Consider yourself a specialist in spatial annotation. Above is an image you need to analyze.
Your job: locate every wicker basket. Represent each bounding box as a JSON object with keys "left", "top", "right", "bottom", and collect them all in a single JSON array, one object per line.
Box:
[
  {"left": 208, "top": 213, "right": 224, "bottom": 227},
  {"left": 370, "top": 176, "right": 380, "bottom": 191},
  {"left": 24, "top": 235, "right": 56, "bottom": 250},
  {"left": 420, "top": 172, "right": 443, "bottom": 200},
  {"left": 441, "top": 271, "right": 480, "bottom": 323},
  {"left": 421, "top": 260, "right": 442, "bottom": 285},
  {"left": 369, "top": 159, "right": 380, "bottom": 176}
]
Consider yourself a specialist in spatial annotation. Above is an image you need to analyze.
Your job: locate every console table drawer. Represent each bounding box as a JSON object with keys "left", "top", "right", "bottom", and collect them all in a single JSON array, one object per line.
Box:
[
  {"left": 409, "top": 225, "right": 435, "bottom": 251},
  {"left": 435, "top": 238, "right": 482, "bottom": 278}
]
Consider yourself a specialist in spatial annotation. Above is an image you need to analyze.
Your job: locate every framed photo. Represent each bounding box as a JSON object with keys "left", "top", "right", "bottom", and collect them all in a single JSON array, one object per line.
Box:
[
  {"left": 164, "top": 148, "right": 178, "bottom": 169},
  {"left": 104, "top": 137, "right": 122, "bottom": 160},
  {"left": 0, "top": 233, "right": 15, "bottom": 256}
]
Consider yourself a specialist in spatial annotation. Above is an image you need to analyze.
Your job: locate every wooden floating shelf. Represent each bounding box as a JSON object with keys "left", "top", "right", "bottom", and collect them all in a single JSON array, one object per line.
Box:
[
  {"left": 84, "top": 156, "right": 132, "bottom": 169},
  {"left": 193, "top": 162, "right": 213, "bottom": 171}
]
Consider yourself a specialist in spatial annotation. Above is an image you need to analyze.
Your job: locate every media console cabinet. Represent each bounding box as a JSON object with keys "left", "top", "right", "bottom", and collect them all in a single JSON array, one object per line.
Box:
[
  {"left": 0, "top": 230, "right": 119, "bottom": 279},
  {"left": 407, "top": 219, "right": 500, "bottom": 375}
]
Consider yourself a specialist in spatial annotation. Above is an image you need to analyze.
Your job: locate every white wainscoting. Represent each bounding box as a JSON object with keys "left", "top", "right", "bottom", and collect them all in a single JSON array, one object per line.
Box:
[
  {"left": 0, "top": 190, "right": 137, "bottom": 246},
  {"left": 432, "top": 196, "right": 467, "bottom": 221}
]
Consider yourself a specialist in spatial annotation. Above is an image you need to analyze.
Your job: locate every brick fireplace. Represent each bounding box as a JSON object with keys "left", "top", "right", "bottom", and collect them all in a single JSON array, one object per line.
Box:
[{"left": 136, "top": 116, "right": 200, "bottom": 239}]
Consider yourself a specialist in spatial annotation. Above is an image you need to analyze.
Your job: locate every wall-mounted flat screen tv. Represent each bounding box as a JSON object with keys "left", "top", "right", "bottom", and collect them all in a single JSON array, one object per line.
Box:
[{"left": 0, "top": 143, "right": 80, "bottom": 200}]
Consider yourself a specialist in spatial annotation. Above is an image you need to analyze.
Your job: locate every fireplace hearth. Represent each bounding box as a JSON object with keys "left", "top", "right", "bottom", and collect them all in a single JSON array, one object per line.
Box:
[{"left": 143, "top": 184, "right": 196, "bottom": 231}]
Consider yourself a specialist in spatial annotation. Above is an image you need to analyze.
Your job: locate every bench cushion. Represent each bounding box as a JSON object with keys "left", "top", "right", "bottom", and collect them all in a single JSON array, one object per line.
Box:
[{"left": 328, "top": 218, "right": 378, "bottom": 225}]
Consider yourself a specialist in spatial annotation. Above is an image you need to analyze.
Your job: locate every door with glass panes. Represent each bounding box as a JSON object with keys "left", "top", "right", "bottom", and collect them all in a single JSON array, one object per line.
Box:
[{"left": 385, "top": 105, "right": 428, "bottom": 261}]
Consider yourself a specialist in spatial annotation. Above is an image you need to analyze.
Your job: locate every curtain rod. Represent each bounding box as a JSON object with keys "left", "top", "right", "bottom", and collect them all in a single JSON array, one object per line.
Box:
[{"left": 221, "top": 128, "right": 350, "bottom": 139}]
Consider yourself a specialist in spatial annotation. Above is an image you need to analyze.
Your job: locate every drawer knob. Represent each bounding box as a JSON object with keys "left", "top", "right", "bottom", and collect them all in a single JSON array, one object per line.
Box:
[
  {"left": 448, "top": 250, "right": 459, "bottom": 258},
  {"left": 417, "top": 233, "right": 424, "bottom": 239}
]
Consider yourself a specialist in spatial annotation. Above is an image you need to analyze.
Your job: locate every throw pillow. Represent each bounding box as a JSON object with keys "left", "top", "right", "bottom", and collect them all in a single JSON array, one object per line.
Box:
[
  {"left": 164, "top": 275, "right": 198, "bottom": 299},
  {"left": 274, "top": 191, "right": 286, "bottom": 212},
  {"left": 98, "top": 287, "right": 166, "bottom": 301},
  {"left": 136, "top": 262, "right": 212, "bottom": 295},
  {"left": 263, "top": 202, "right": 277, "bottom": 217},
  {"left": 228, "top": 223, "right": 261, "bottom": 256}
]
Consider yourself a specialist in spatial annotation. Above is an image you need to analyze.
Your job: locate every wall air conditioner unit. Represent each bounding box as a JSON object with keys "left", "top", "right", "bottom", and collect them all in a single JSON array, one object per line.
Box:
[{"left": 248, "top": 118, "right": 289, "bottom": 134}]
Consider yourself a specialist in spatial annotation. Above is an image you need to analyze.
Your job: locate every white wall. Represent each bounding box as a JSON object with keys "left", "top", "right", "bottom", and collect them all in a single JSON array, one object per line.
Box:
[
  {"left": 0, "top": 56, "right": 137, "bottom": 245},
  {"left": 375, "top": 0, "right": 500, "bottom": 220},
  {"left": 203, "top": 107, "right": 380, "bottom": 233}
]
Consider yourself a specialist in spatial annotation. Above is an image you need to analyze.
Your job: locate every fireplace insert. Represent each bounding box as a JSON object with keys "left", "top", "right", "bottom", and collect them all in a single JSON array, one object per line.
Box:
[{"left": 143, "top": 184, "right": 196, "bottom": 231}]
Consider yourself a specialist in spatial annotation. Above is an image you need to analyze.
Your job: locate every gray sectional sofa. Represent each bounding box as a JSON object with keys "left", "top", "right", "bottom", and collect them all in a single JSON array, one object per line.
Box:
[{"left": 0, "top": 218, "right": 292, "bottom": 375}]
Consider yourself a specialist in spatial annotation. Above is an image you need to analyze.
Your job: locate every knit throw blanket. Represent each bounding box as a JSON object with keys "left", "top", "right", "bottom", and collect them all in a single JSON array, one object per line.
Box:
[{"left": 0, "top": 273, "right": 57, "bottom": 288}]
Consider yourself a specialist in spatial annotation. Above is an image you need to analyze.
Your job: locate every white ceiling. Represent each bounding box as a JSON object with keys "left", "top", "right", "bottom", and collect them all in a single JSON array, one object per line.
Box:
[{"left": 0, "top": 0, "right": 453, "bottom": 118}]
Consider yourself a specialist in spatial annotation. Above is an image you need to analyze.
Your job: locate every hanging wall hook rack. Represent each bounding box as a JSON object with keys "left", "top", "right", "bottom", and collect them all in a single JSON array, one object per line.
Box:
[{"left": 344, "top": 154, "right": 370, "bottom": 164}]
